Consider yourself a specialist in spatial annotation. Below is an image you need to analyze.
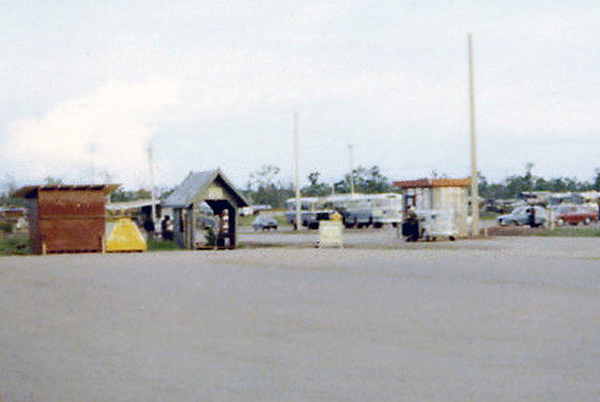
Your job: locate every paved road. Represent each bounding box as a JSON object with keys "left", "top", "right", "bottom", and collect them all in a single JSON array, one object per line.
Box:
[
  {"left": 240, "top": 224, "right": 563, "bottom": 251},
  {"left": 1, "top": 238, "right": 599, "bottom": 401}
]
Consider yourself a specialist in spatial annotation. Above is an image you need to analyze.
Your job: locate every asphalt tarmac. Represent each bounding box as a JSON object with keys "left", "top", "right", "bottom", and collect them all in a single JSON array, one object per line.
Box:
[{"left": 1, "top": 237, "right": 599, "bottom": 401}]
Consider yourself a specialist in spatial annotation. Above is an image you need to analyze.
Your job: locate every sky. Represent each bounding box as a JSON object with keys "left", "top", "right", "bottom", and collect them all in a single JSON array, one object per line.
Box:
[{"left": 1, "top": 0, "right": 599, "bottom": 192}]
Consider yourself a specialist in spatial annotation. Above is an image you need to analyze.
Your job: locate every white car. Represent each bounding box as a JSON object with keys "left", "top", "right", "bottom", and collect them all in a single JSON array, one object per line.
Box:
[
  {"left": 251, "top": 215, "right": 278, "bottom": 231},
  {"left": 498, "top": 206, "right": 547, "bottom": 227}
]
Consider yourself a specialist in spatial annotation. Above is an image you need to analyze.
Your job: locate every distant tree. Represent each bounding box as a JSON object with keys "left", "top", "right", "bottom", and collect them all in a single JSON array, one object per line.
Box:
[
  {"left": 246, "top": 165, "right": 292, "bottom": 207},
  {"left": 44, "top": 177, "right": 64, "bottom": 185},
  {"left": 353, "top": 165, "right": 392, "bottom": 193},
  {"left": 160, "top": 188, "right": 175, "bottom": 200},
  {"left": 333, "top": 179, "right": 350, "bottom": 194},
  {"left": 247, "top": 165, "right": 280, "bottom": 190},
  {"left": 0, "top": 174, "right": 24, "bottom": 206},
  {"left": 593, "top": 168, "right": 600, "bottom": 191},
  {"left": 478, "top": 172, "right": 491, "bottom": 199},
  {"left": 332, "top": 165, "right": 391, "bottom": 194},
  {"left": 302, "top": 171, "right": 331, "bottom": 196},
  {"left": 533, "top": 177, "right": 552, "bottom": 191},
  {"left": 110, "top": 188, "right": 152, "bottom": 202}
]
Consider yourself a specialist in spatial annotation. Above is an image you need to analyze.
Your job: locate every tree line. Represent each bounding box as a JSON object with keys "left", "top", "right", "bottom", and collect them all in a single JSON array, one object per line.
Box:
[
  {"left": 479, "top": 165, "right": 600, "bottom": 201},
  {"left": 2, "top": 165, "right": 600, "bottom": 208},
  {"left": 243, "top": 164, "right": 393, "bottom": 207},
  {"left": 244, "top": 164, "right": 600, "bottom": 208}
]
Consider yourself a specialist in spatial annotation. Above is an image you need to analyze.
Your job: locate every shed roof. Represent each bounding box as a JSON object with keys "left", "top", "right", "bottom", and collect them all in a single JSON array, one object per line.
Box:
[
  {"left": 12, "top": 184, "right": 120, "bottom": 199},
  {"left": 162, "top": 169, "right": 249, "bottom": 208},
  {"left": 393, "top": 178, "right": 471, "bottom": 189}
]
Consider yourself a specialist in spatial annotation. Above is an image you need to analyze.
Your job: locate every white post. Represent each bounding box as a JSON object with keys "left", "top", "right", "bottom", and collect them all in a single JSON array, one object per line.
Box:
[
  {"left": 348, "top": 144, "right": 355, "bottom": 195},
  {"left": 468, "top": 33, "right": 480, "bottom": 237},
  {"left": 294, "top": 112, "right": 302, "bottom": 231}
]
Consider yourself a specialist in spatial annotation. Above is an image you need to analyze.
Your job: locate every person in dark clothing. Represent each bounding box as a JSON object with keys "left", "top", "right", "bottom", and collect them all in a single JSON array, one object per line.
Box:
[
  {"left": 528, "top": 206, "right": 536, "bottom": 228},
  {"left": 402, "top": 206, "right": 420, "bottom": 241},
  {"left": 161, "top": 215, "right": 173, "bottom": 241},
  {"left": 144, "top": 218, "right": 155, "bottom": 239}
]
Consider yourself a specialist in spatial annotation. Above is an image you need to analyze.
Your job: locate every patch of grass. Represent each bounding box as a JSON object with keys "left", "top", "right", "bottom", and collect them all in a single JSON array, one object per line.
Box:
[
  {"left": 0, "top": 221, "right": 14, "bottom": 234},
  {"left": 534, "top": 227, "right": 600, "bottom": 237},
  {"left": 0, "top": 234, "right": 30, "bottom": 256},
  {"left": 274, "top": 215, "right": 290, "bottom": 227},
  {"left": 238, "top": 213, "right": 291, "bottom": 229},
  {"left": 238, "top": 215, "right": 255, "bottom": 226},
  {"left": 147, "top": 239, "right": 182, "bottom": 251},
  {"left": 481, "top": 211, "right": 501, "bottom": 221}
]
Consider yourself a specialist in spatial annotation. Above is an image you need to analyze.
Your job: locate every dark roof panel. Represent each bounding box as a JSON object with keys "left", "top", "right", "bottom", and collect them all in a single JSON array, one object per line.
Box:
[
  {"left": 12, "top": 184, "right": 120, "bottom": 199},
  {"left": 162, "top": 169, "right": 248, "bottom": 208}
]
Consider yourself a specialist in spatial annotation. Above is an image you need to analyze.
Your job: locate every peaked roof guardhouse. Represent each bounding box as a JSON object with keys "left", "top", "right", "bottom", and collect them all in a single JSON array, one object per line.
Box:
[{"left": 163, "top": 169, "right": 249, "bottom": 250}]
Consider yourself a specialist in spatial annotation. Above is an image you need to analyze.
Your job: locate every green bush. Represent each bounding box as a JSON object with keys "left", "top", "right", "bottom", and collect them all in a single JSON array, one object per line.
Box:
[
  {"left": 204, "top": 228, "right": 216, "bottom": 247},
  {"left": 0, "top": 235, "right": 30, "bottom": 255},
  {"left": 0, "top": 221, "right": 13, "bottom": 234}
]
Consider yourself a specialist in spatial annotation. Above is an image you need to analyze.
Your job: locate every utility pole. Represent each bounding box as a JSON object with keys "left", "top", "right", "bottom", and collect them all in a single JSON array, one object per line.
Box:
[
  {"left": 148, "top": 143, "right": 158, "bottom": 232},
  {"left": 294, "top": 111, "right": 301, "bottom": 231},
  {"left": 468, "top": 33, "right": 480, "bottom": 236},
  {"left": 348, "top": 144, "right": 355, "bottom": 195}
]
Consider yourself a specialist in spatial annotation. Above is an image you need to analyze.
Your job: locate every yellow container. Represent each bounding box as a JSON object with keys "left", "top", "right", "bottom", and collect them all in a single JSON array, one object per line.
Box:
[
  {"left": 105, "top": 217, "right": 147, "bottom": 252},
  {"left": 330, "top": 211, "right": 343, "bottom": 221}
]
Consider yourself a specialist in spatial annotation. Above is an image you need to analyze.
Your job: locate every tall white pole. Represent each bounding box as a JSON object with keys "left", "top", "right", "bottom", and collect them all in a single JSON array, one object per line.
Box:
[
  {"left": 294, "top": 111, "right": 302, "bottom": 231},
  {"left": 348, "top": 144, "right": 355, "bottom": 195},
  {"left": 468, "top": 33, "right": 480, "bottom": 236},
  {"left": 148, "top": 143, "right": 158, "bottom": 231}
]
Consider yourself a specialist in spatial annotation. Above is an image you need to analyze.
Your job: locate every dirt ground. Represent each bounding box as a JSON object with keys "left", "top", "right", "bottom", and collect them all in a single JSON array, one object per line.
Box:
[{"left": 1, "top": 237, "right": 599, "bottom": 401}]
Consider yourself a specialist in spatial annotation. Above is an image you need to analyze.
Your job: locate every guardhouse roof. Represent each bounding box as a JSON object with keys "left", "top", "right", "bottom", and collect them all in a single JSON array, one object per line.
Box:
[{"left": 162, "top": 169, "right": 249, "bottom": 208}]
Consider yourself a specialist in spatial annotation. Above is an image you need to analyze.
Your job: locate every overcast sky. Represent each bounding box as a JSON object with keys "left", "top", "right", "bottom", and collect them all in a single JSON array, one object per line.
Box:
[{"left": 1, "top": 0, "right": 599, "bottom": 191}]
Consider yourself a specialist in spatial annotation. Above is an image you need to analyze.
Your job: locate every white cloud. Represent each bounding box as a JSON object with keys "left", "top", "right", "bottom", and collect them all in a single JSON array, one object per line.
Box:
[{"left": 3, "top": 80, "right": 179, "bottom": 187}]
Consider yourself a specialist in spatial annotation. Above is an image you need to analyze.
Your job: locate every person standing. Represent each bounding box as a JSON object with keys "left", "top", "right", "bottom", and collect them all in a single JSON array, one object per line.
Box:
[
  {"left": 528, "top": 206, "right": 536, "bottom": 228},
  {"left": 161, "top": 215, "right": 173, "bottom": 241},
  {"left": 403, "top": 205, "right": 420, "bottom": 241},
  {"left": 143, "top": 218, "right": 155, "bottom": 240}
]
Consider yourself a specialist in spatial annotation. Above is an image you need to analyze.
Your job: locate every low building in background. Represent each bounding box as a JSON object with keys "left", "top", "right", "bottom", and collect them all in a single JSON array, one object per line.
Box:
[{"left": 394, "top": 178, "right": 470, "bottom": 237}]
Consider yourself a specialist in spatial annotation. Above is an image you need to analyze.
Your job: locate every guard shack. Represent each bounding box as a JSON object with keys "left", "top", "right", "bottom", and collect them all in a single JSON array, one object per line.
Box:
[
  {"left": 12, "top": 184, "right": 119, "bottom": 255},
  {"left": 163, "top": 169, "right": 248, "bottom": 250},
  {"left": 394, "top": 178, "right": 470, "bottom": 237}
]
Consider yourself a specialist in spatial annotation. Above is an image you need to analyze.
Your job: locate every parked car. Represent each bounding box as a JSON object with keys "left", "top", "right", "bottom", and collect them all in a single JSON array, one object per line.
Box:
[
  {"left": 252, "top": 215, "right": 278, "bottom": 231},
  {"left": 554, "top": 205, "right": 597, "bottom": 226},
  {"left": 498, "top": 205, "right": 547, "bottom": 227}
]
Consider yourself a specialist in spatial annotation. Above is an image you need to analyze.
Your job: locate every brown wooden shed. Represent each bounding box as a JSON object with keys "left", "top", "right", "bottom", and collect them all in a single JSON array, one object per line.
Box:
[{"left": 13, "top": 184, "right": 119, "bottom": 255}]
